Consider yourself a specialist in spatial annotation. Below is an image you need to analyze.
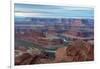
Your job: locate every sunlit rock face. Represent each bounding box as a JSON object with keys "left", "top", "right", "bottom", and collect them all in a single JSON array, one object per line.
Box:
[
  {"left": 27, "top": 47, "right": 41, "bottom": 56},
  {"left": 55, "top": 40, "right": 94, "bottom": 62}
]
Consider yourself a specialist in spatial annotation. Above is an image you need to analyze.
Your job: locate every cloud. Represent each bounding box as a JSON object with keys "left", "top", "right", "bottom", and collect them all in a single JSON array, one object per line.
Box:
[{"left": 15, "top": 12, "right": 43, "bottom": 17}]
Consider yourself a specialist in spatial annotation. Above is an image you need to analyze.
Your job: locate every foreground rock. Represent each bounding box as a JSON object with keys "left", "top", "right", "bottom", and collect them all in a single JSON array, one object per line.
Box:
[
  {"left": 55, "top": 40, "right": 94, "bottom": 62},
  {"left": 15, "top": 40, "right": 94, "bottom": 65}
]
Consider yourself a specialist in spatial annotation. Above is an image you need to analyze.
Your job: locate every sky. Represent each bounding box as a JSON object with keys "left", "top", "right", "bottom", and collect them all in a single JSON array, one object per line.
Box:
[{"left": 15, "top": 3, "right": 94, "bottom": 19}]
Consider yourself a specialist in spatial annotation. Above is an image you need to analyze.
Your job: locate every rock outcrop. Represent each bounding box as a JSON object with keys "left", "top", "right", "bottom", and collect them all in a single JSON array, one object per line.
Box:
[{"left": 55, "top": 40, "right": 94, "bottom": 62}]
